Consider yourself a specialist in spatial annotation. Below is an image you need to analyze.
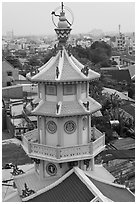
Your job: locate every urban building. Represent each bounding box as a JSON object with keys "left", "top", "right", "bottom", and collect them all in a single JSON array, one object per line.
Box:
[
  {"left": 115, "top": 32, "right": 126, "bottom": 51},
  {"left": 2, "top": 60, "right": 19, "bottom": 87}
]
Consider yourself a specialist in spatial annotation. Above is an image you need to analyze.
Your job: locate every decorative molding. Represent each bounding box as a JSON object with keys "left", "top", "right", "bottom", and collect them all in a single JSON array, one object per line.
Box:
[
  {"left": 46, "top": 121, "right": 57, "bottom": 134},
  {"left": 64, "top": 120, "right": 76, "bottom": 134}
]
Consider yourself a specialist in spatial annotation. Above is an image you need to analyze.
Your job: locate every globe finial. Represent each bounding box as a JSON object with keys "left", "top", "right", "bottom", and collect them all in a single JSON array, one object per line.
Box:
[{"left": 51, "top": 3, "right": 73, "bottom": 46}]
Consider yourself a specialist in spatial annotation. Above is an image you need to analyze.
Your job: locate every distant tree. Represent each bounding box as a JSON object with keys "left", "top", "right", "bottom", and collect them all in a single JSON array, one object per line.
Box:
[
  {"left": 28, "top": 56, "right": 40, "bottom": 67},
  {"left": 5, "top": 55, "right": 22, "bottom": 69},
  {"left": 88, "top": 41, "right": 112, "bottom": 66},
  {"left": 127, "top": 84, "right": 135, "bottom": 99},
  {"left": 42, "top": 50, "right": 53, "bottom": 64}
]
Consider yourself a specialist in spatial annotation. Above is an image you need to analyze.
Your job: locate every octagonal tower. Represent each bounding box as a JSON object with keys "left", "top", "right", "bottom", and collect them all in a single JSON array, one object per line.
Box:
[{"left": 23, "top": 3, "right": 105, "bottom": 179}]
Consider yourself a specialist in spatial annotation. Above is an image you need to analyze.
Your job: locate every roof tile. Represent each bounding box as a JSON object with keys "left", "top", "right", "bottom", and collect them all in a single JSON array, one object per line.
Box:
[{"left": 28, "top": 172, "right": 95, "bottom": 202}]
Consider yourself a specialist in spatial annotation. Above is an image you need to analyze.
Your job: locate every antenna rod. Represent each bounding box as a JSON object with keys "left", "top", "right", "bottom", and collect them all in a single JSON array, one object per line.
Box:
[{"left": 119, "top": 24, "right": 121, "bottom": 34}]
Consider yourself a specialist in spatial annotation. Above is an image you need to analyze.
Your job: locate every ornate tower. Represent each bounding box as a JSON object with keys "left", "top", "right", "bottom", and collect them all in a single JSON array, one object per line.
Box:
[{"left": 23, "top": 3, "right": 105, "bottom": 179}]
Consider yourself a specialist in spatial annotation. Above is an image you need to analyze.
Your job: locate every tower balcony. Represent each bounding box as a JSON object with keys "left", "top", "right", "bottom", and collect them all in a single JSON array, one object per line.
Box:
[{"left": 21, "top": 127, "right": 105, "bottom": 163}]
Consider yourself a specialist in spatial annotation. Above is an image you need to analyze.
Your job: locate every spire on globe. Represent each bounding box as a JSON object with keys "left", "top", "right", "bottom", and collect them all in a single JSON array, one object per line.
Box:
[{"left": 51, "top": 2, "right": 74, "bottom": 45}]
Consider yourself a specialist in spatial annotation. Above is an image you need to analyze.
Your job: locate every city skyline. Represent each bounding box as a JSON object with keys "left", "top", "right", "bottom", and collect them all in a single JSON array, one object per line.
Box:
[{"left": 2, "top": 2, "right": 135, "bottom": 36}]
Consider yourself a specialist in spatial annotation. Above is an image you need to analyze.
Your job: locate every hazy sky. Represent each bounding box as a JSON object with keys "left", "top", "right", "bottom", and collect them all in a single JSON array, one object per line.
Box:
[{"left": 2, "top": 2, "right": 135, "bottom": 36}]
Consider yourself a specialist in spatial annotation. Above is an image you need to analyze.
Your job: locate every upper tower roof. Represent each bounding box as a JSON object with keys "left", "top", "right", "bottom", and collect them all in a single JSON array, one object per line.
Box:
[
  {"left": 26, "top": 2, "right": 100, "bottom": 83},
  {"left": 27, "top": 48, "right": 100, "bottom": 83}
]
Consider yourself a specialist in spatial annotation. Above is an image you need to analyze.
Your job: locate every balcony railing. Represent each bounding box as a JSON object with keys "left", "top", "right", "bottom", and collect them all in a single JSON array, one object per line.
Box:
[{"left": 22, "top": 127, "right": 105, "bottom": 163}]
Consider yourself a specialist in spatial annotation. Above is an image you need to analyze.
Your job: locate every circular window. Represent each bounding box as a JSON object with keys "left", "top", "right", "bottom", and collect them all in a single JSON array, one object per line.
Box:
[
  {"left": 46, "top": 163, "right": 57, "bottom": 176},
  {"left": 47, "top": 121, "right": 57, "bottom": 134},
  {"left": 64, "top": 120, "right": 76, "bottom": 134}
]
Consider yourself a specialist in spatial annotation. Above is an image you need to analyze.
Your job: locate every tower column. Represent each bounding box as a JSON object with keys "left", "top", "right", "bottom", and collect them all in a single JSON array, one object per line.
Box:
[
  {"left": 37, "top": 116, "right": 40, "bottom": 143},
  {"left": 39, "top": 160, "right": 44, "bottom": 179},
  {"left": 57, "top": 118, "right": 63, "bottom": 146},
  {"left": 38, "top": 83, "right": 40, "bottom": 98},
  {"left": 41, "top": 83, "right": 46, "bottom": 100},
  {"left": 89, "top": 158, "right": 95, "bottom": 171},
  {"left": 88, "top": 115, "right": 91, "bottom": 142},
  {"left": 41, "top": 116, "right": 46, "bottom": 144},
  {"left": 77, "top": 116, "right": 83, "bottom": 144},
  {"left": 86, "top": 82, "right": 89, "bottom": 98},
  {"left": 76, "top": 83, "right": 81, "bottom": 100},
  {"left": 57, "top": 84, "right": 63, "bottom": 101}
]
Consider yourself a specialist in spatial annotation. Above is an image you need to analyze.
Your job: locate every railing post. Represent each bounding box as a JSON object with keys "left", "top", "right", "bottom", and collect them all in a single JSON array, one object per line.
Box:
[{"left": 56, "top": 146, "right": 60, "bottom": 159}]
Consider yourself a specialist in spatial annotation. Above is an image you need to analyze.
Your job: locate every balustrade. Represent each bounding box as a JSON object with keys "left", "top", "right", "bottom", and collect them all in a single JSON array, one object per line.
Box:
[
  {"left": 23, "top": 129, "right": 38, "bottom": 141},
  {"left": 30, "top": 143, "right": 56, "bottom": 158},
  {"left": 22, "top": 127, "right": 105, "bottom": 162}
]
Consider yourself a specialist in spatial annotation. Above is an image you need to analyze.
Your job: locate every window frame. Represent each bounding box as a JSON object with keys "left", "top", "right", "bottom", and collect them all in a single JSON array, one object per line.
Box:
[
  {"left": 45, "top": 84, "right": 57, "bottom": 96},
  {"left": 63, "top": 84, "right": 76, "bottom": 95},
  {"left": 7, "top": 71, "right": 12, "bottom": 76}
]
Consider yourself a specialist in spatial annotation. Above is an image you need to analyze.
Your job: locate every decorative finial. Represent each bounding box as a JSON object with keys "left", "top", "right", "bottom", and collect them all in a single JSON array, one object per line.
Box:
[
  {"left": 61, "top": 2, "right": 64, "bottom": 12},
  {"left": 51, "top": 3, "right": 74, "bottom": 46}
]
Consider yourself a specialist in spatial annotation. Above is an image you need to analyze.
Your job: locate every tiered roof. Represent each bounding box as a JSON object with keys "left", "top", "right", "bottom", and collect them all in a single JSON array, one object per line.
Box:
[
  {"left": 27, "top": 49, "right": 100, "bottom": 83},
  {"left": 32, "top": 97, "right": 101, "bottom": 117}
]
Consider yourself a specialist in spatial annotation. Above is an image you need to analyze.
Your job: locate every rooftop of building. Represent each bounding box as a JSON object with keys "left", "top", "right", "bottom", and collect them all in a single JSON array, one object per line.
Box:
[
  {"left": 6, "top": 166, "right": 134, "bottom": 202},
  {"left": 120, "top": 103, "right": 135, "bottom": 119},
  {"left": 110, "top": 137, "right": 135, "bottom": 150},
  {"left": 102, "top": 87, "right": 135, "bottom": 102},
  {"left": 120, "top": 64, "right": 135, "bottom": 80},
  {"left": 101, "top": 69, "right": 132, "bottom": 83}
]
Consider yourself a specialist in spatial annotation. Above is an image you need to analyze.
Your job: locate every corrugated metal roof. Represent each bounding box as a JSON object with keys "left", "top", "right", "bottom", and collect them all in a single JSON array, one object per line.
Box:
[
  {"left": 101, "top": 69, "right": 131, "bottom": 83},
  {"left": 28, "top": 172, "right": 95, "bottom": 202},
  {"left": 110, "top": 137, "right": 135, "bottom": 150},
  {"left": 121, "top": 103, "right": 135, "bottom": 119},
  {"left": 88, "top": 176, "right": 135, "bottom": 202}
]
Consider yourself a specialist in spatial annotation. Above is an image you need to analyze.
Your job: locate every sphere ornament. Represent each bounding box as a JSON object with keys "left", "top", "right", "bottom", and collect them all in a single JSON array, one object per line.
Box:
[
  {"left": 64, "top": 120, "right": 76, "bottom": 134},
  {"left": 51, "top": 2, "right": 74, "bottom": 45},
  {"left": 46, "top": 163, "right": 57, "bottom": 176},
  {"left": 46, "top": 121, "right": 57, "bottom": 134}
]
